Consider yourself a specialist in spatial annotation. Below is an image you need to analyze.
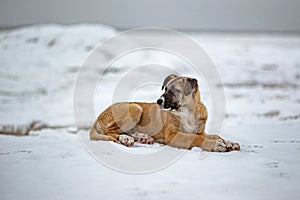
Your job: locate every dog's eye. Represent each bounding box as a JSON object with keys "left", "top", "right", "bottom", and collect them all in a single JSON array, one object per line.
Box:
[
  {"left": 171, "top": 86, "right": 180, "bottom": 93},
  {"left": 174, "top": 89, "right": 180, "bottom": 93},
  {"left": 165, "top": 87, "right": 168, "bottom": 92}
]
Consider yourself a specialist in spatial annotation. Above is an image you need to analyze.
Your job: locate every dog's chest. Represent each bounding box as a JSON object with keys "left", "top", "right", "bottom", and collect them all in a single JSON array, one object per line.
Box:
[{"left": 179, "top": 110, "right": 199, "bottom": 133}]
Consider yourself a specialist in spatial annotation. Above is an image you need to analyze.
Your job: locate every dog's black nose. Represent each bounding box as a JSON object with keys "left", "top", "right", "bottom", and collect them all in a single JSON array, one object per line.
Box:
[{"left": 157, "top": 99, "right": 163, "bottom": 105}]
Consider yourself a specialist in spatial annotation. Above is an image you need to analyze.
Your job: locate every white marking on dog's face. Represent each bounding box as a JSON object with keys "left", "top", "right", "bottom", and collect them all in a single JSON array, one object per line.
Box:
[
  {"left": 157, "top": 96, "right": 177, "bottom": 112},
  {"left": 157, "top": 96, "right": 165, "bottom": 109}
]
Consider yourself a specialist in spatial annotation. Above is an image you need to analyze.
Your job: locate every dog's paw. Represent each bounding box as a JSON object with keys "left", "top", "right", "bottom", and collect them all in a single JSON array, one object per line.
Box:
[
  {"left": 118, "top": 135, "right": 134, "bottom": 147},
  {"left": 213, "top": 139, "right": 227, "bottom": 152},
  {"left": 132, "top": 132, "right": 154, "bottom": 145},
  {"left": 139, "top": 135, "right": 154, "bottom": 145},
  {"left": 224, "top": 140, "right": 240, "bottom": 151},
  {"left": 145, "top": 137, "right": 154, "bottom": 145}
]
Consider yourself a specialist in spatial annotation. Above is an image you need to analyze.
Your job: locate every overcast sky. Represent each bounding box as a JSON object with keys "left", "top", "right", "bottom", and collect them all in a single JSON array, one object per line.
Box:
[{"left": 0, "top": 0, "right": 299, "bottom": 32}]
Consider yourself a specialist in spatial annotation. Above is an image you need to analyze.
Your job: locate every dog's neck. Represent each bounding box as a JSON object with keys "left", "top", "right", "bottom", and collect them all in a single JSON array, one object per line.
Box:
[{"left": 173, "top": 90, "right": 202, "bottom": 133}]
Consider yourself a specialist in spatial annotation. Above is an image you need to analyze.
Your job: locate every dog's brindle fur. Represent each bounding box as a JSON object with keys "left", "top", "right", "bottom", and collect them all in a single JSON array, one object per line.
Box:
[{"left": 90, "top": 74, "right": 240, "bottom": 152}]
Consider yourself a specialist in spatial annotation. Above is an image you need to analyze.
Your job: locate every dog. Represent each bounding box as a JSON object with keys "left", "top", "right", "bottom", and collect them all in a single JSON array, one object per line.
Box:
[{"left": 90, "top": 74, "right": 240, "bottom": 152}]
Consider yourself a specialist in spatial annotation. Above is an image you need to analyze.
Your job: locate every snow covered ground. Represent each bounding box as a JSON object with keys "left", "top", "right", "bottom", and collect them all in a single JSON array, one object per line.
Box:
[{"left": 0, "top": 24, "right": 300, "bottom": 200}]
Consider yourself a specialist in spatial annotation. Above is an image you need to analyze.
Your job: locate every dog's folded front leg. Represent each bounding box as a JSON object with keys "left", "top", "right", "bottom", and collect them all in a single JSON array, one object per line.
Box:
[
  {"left": 165, "top": 127, "right": 231, "bottom": 151},
  {"left": 165, "top": 127, "right": 205, "bottom": 150}
]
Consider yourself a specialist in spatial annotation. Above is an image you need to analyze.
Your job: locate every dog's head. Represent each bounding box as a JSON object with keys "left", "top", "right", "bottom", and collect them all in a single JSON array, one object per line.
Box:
[{"left": 157, "top": 74, "right": 198, "bottom": 111}]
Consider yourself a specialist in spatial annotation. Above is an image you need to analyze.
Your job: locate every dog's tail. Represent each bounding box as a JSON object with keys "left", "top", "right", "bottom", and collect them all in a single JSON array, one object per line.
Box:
[{"left": 89, "top": 122, "right": 119, "bottom": 143}]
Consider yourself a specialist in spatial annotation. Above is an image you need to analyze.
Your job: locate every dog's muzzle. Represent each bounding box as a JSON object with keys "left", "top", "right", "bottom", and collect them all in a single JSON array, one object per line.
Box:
[
  {"left": 157, "top": 97, "right": 164, "bottom": 107},
  {"left": 157, "top": 98, "right": 163, "bottom": 105},
  {"left": 157, "top": 96, "right": 180, "bottom": 110}
]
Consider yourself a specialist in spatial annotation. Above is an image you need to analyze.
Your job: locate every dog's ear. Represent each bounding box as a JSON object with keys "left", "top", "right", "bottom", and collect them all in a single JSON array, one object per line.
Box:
[
  {"left": 184, "top": 78, "right": 198, "bottom": 95},
  {"left": 162, "top": 74, "right": 178, "bottom": 90}
]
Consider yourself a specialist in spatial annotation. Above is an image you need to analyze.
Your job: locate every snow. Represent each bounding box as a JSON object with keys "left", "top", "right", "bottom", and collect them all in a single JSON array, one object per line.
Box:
[{"left": 1, "top": 24, "right": 300, "bottom": 199}]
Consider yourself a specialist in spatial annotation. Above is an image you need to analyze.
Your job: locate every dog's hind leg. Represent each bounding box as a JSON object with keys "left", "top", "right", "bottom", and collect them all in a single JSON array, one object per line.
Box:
[
  {"left": 118, "top": 134, "right": 135, "bottom": 147},
  {"left": 90, "top": 123, "right": 135, "bottom": 147},
  {"left": 91, "top": 103, "right": 143, "bottom": 147},
  {"left": 111, "top": 103, "right": 143, "bottom": 134},
  {"left": 111, "top": 103, "right": 143, "bottom": 147},
  {"left": 89, "top": 123, "right": 120, "bottom": 143}
]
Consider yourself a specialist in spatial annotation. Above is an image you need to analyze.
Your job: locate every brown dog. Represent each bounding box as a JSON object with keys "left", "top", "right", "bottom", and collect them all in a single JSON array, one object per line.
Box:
[{"left": 90, "top": 74, "right": 240, "bottom": 152}]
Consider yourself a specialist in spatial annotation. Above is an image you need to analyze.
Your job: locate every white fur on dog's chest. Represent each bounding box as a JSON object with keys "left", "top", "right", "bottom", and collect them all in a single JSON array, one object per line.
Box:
[{"left": 177, "top": 109, "right": 199, "bottom": 133}]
